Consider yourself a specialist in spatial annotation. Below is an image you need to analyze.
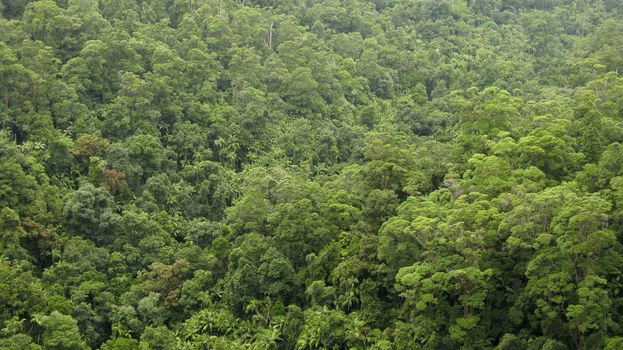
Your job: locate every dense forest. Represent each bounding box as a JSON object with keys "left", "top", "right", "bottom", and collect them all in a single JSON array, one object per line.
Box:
[{"left": 1, "top": 0, "right": 623, "bottom": 349}]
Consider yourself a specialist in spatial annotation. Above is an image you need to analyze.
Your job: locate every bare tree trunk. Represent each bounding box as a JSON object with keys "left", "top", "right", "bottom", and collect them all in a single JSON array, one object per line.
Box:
[{"left": 268, "top": 21, "right": 274, "bottom": 49}]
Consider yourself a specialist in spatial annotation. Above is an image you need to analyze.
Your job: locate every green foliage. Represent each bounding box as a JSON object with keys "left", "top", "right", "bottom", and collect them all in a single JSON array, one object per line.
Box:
[
  {"left": 2, "top": 0, "right": 623, "bottom": 349},
  {"left": 39, "top": 311, "right": 89, "bottom": 350}
]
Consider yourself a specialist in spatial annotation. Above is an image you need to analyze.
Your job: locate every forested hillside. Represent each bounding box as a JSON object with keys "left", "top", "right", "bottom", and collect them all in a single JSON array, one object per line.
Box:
[{"left": 1, "top": 0, "right": 623, "bottom": 348}]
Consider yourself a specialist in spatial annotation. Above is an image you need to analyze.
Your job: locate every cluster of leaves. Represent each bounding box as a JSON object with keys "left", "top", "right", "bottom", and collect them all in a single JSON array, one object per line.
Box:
[{"left": 2, "top": 0, "right": 623, "bottom": 349}]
